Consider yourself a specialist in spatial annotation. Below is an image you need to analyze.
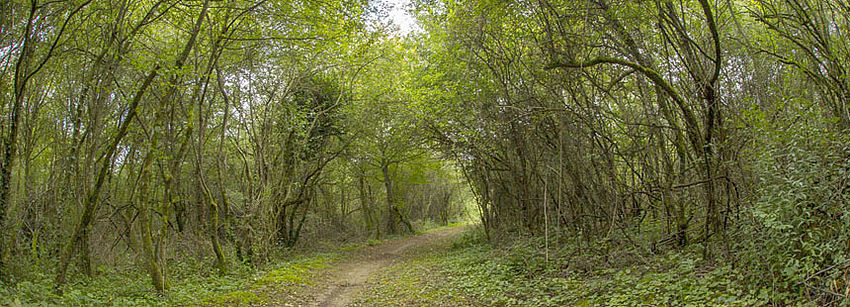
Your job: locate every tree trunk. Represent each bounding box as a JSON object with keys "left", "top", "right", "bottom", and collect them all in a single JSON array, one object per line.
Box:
[
  {"left": 358, "top": 172, "right": 375, "bottom": 238},
  {"left": 55, "top": 66, "right": 159, "bottom": 293},
  {"left": 382, "top": 163, "right": 414, "bottom": 234},
  {"left": 55, "top": 0, "right": 207, "bottom": 292},
  {"left": 136, "top": 146, "right": 165, "bottom": 291},
  {"left": 0, "top": 2, "right": 38, "bottom": 277}
]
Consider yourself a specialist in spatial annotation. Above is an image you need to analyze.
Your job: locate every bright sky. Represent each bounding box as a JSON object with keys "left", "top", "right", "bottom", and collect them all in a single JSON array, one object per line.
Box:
[{"left": 384, "top": 0, "right": 418, "bottom": 35}]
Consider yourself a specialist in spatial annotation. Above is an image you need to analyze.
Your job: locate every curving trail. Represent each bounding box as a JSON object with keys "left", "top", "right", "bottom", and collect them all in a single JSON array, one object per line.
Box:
[{"left": 311, "top": 226, "right": 466, "bottom": 307}]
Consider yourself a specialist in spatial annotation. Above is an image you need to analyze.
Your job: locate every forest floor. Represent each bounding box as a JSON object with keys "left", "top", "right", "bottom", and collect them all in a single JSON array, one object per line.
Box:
[
  {"left": 201, "top": 224, "right": 471, "bottom": 306},
  {"left": 0, "top": 224, "right": 472, "bottom": 306},
  {"left": 2, "top": 223, "right": 763, "bottom": 305},
  {"left": 201, "top": 223, "right": 764, "bottom": 306},
  {"left": 309, "top": 225, "right": 466, "bottom": 306}
]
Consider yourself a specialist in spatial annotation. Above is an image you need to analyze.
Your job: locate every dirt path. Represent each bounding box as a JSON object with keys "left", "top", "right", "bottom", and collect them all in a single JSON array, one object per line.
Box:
[{"left": 311, "top": 226, "right": 465, "bottom": 307}]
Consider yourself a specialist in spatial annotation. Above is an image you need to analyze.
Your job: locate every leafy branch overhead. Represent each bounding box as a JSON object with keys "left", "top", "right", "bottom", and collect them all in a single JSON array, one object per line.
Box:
[{"left": 1, "top": 0, "right": 849, "bottom": 305}]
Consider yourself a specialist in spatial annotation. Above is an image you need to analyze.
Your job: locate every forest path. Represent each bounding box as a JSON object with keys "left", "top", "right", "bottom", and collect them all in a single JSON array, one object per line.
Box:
[{"left": 309, "top": 225, "right": 466, "bottom": 307}]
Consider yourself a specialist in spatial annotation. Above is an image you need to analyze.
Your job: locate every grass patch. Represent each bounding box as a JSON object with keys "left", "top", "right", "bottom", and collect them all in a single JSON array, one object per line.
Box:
[
  {"left": 202, "top": 290, "right": 263, "bottom": 306},
  {"left": 253, "top": 253, "right": 337, "bottom": 288},
  {"left": 201, "top": 252, "right": 340, "bottom": 306}
]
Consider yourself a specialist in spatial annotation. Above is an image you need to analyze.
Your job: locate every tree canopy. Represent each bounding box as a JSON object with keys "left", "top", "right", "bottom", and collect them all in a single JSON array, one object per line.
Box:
[{"left": 1, "top": 0, "right": 848, "bottom": 304}]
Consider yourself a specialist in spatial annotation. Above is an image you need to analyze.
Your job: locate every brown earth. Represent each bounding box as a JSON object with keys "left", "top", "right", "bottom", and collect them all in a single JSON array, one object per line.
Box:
[{"left": 308, "top": 226, "right": 466, "bottom": 307}]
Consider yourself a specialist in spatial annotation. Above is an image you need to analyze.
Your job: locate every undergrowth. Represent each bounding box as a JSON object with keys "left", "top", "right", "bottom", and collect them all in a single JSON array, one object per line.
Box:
[
  {"left": 445, "top": 229, "right": 769, "bottom": 306},
  {"left": 357, "top": 226, "right": 785, "bottom": 306},
  {"left": 0, "top": 252, "right": 339, "bottom": 306}
]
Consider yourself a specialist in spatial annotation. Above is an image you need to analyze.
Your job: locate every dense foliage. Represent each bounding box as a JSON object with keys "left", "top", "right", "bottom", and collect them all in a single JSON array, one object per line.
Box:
[
  {"left": 357, "top": 228, "right": 758, "bottom": 306},
  {"left": 0, "top": 0, "right": 468, "bottom": 301},
  {"left": 411, "top": 0, "right": 850, "bottom": 304},
  {"left": 1, "top": 0, "right": 848, "bottom": 304}
]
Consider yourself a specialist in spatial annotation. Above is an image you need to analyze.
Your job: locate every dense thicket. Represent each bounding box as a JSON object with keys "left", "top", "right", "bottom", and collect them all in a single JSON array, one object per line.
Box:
[
  {"left": 410, "top": 0, "right": 849, "bottom": 303},
  {"left": 0, "top": 0, "right": 467, "bottom": 295},
  {"left": 2, "top": 0, "right": 849, "bottom": 304}
]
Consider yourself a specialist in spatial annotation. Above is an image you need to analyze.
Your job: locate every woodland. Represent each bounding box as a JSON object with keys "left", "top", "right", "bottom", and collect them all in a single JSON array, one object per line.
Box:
[{"left": 0, "top": 0, "right": 849, "bottom": 305}]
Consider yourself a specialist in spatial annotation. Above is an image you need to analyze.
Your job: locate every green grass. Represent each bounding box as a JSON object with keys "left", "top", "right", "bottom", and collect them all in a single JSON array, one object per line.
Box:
[
  {"left": 2, "top": 224, "right": 773, "bottom": 306},
  {"left": 0, "top": 251, "right": 340, "bottom": 306},
  {"left": 200, "top": 252, "right": 340, "bottom": 306},
  {"left": 1, "top": 256, "right": 258, "bottom": 306},
  {"left": 252, "top": 253, "right": 337, "bottom": 288},
  {"left": 202, "top": 290, "right": 262, "bottom": 306},
  {"left": 0, "top": 223, "right": 453, "bottom": 306}
]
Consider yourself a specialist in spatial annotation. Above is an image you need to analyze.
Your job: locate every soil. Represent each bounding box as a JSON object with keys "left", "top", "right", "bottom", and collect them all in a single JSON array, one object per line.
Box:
[{"left": 309, "top": 226, "right": 466, "bottom": 307}]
